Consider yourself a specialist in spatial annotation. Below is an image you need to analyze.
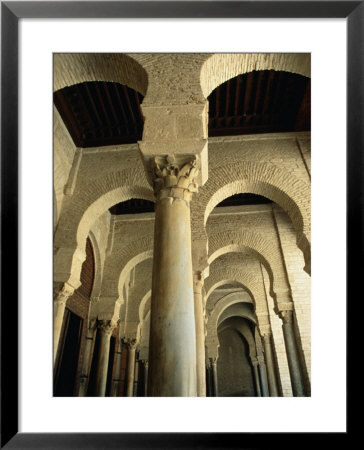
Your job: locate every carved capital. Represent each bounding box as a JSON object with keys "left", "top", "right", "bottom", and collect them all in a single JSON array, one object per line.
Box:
[
  {"left": 193, "top": 271, "right": 204, "bottom": 295},
  {"left": 209, "top": 356, "right": 218, "bottom": 366},
  {"left": 280, "top": 309, "right": 293, "bottom": 324},
  {"left": 250, "top": 357, "right": 259, "bottom": 367},
  {"left": 141, "top": 360, "right": 149, "bottom": 368},
  {"left": 88, "top": 318, "right": 98, "bottom": 332},
  {"left": 257, "top": 355, "right": 266, "bottom": 366},
  {"left": 261, "top": 330, "right": 272, "bottom": 341},
  {"left": 98, "top": 319, "right": 119, "bottom": 336},
  {"left": 53, "top": 282, "right": 74, "bottom": 306},
  {"left": 152, "top": 155, "right": 199, "bottom": 203},
  {"left": 125, "top": 338, "right": 138, "bottom": 350}
]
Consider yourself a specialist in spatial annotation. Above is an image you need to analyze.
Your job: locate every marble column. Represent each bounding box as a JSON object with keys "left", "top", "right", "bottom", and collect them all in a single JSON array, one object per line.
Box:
[
  {"left": 209, "top": 357, "right": 218, "bottom": 397},
  {"left": 193, "top": 272, "right": 206, "bottom": 397},
  {"left": 126, "top": 339, "right": 137, "bottom": 397},
  {"left": 95, "top": 320, "right": 117, "bottom": 397},
  {"left": 280, "top": 309, "right": 305, "bottom": 396},
  {"left": 78, "top": 320, "right": 97, "bottom": 396},
  {"left": 251, "top": 357, "right": 262, "bottom": 397},
  {"left": 133, "top": 359, "right": 140, "bottom": 397},
  {"left": 148, "top": 156, "right": 199, "bottom": 397},
  {"left": 257, "top": 355, "right": 270, "bottom": 397},
  {"left": 111, "top": 339, "right": 123, "bottom": 397},
  {"left": 262, "top": 333, "right": 279, "bottom": 396},
  {"left": 53, "top": 283, "right": 74, "bottom": 363},
  {"left": 141, "top": 360, "right": 149, "bottom": 396}
]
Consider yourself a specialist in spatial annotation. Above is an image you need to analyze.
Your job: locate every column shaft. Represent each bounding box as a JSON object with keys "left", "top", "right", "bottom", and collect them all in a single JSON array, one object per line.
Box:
[
  {"left": 111, "top": 340, "right": 123, "bottom": 397},
  {"left": 262, "top": 334, "right": 279, "bottom": 396},
  {"left": 133, "top": 360, "right": 140, "bottom": 397},
  {"left": 126, "top": 344, "right": 136, "bottom": 397},
  {"left": 148, "top": 196, "right": 197, "bottom": 396},
  {"left": 142, "top": 361, "right": 149, "bottom": 396},
  {"left": 78, "top": 325, "right": 96, "bottom": 396},
  {"left": 211, "top": 361, "right": 218, "bottom": 397},
  {"left": 281, "top": 311, "right": 305, "bottom": 396},
  {"left": 252, "top": 361, "right": 262, "bottom": 397},
  {"left": 258, "top": 359, "right": 270, "bottom": 397},
  {"left": 95, "top": 323, "right": 114, "bottom": 397},
  {"left": 53, "top": 283, "right": 74, "bottom": 363},
  {"left": 194, "top": 274, "right": 206, "bottom": 397}
]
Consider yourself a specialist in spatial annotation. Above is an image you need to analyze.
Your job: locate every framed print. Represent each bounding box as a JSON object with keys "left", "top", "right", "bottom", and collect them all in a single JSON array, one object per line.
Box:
[{"left": 1, "top": 1, "right": 359, "bottom": 448}]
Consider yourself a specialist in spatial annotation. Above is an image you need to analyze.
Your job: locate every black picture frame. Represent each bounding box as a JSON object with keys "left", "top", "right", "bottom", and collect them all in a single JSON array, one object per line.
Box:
[{"left": 1, "top": 1, "right": 358, "bottom": 448}]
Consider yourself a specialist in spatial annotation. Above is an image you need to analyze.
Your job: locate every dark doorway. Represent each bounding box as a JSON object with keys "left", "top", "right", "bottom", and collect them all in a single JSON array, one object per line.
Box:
[{"left": 54, "top": 309, "right": 83, "bottom": 396}]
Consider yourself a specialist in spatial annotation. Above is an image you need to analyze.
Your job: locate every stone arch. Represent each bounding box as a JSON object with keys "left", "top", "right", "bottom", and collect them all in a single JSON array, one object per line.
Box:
[
  {"left": 218, "top": 303, "right": 257, "bottom": 327},
  {"left": 207, "top": 293, "right": 255, "bottom": 340},
  {"left": 54, "top": 53, "right": 148, "bottom": 95},
  {"left": 54, "top": 167, "right": 153, "bottom": 290},
  {"left": 124, "top": 258, "right": 153, "bottom": 338},
  {"left": 218, "top": 317, "right": 257, "bottom": 358},
  {"left": 106, "top": 237, "right": 154, "bottom": 301},
  {"left": 200, "top": 53, "right": 310, "bottom": 98},
  {"left": 97, "top": 244, "right": 153, "bottom": 325},
  {"left": 207, "top": 230, "right": 288, "bottom": 297},
  {"left": 192, "top": 161, "right": 311, "bottom": 272},
  {"left": 88, "top": 230, "right": 103, "bottom": 299}
]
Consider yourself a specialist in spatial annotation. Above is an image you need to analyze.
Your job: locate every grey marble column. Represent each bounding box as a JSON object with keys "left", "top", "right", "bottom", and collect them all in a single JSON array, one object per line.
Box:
[
  {"left": 53, "top": 283, "right": 74, "bottom": 363},
  {"left": 210, "top": 357, "right": 218, "bottom": 397},
  {"left": 262, "top": 333, "right": 279, "bottom": 396},
  {"left": 280, "top": 309, "right": 305, "bottom": 396},
  {"left": 111, "top": 339, "right": 123, "bottom": 397},
  {"left": 133, "top": 359, "right": 140, "bottom": 397},
  {"left": 141, "top": 360, "right": 148, "bottom": 396},
  {"left": 95, "top": 320, "right": 117, "bottom": 397},
  {"left": 251, "top": 357, "right": 262, "bottom": 397},
  {"left": 78, "top": 320, "right": 96, "bottom": 396},
  {"left": 126, "top": 340, "right": 137, "bottom": 397},
  {"left": 193, "top": 272, "right": 206, "bottom": 397},
  {"left": 148, "top": 156, "right": 198, "bottom": 397},
  {"left": 257, "top": 355, "right": 270, "bottom": 397}
]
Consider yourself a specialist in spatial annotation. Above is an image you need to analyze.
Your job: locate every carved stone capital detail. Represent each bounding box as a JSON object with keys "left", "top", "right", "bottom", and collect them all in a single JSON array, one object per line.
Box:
[
  {"left": 98, "top": 319, "right": 119, "bottom": 336},
  {"left": 261, "top": 330, "right": 272, "bottom": 341},
  {"left": 53, "top": 282, "right": 74, "bottom": 305},
  {"left": 209, "top": 356, "right": 218, "bottom": 366},
  {"left": 125, "top": 338, "right": 138, "bottom": 350},
  {"left": 250, "top": 357, "right": 258, "bottom": 367},
  {"left": 280, "top": 309, "right": 293, "bottom": 324},
  {"left": 257, "top": 355, "right": 266, "bottom": 366},
  {"left": 193, "top": 271, "right": 204, "bottom": 295},
  {"left": 152, "top": 155, "right": 199, "bottom": 203}
]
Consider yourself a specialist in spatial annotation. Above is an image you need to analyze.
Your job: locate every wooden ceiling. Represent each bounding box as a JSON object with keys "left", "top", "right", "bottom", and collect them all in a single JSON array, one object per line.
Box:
[
  {"left": 208, "top": 70, "right": 310, "bottom": 136},
  {"left": 54, "top": 81, "right": 144, "bottom": 148},
  {"left": 54, "top": 70, "right": 310, "bottom": 214}
]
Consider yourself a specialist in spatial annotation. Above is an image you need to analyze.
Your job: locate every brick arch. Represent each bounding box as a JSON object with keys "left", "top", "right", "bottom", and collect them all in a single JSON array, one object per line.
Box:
[
  {"left": 54, "top": 53, "right": 148, "bottom": 95},
  {"left": 97, "top": 242, "right": 153, "bottom": 324},
  {"left": 208, "top": 230, "right": 289, "bottom": 297},
  {"left": 192, "top": 161, "right": 311, "bottom": 274},
  {"left": 218, "top": 303, "right": 257, "bottom": 328},
  {"left": 207, "top": 293, "right": 255, "bottom": 342},
  {"left": 125, "top": 260, "right": 153, "bottom": 325},
  {"left": 54, "top": 168, "right": 153, "bottom": 291},
  {"left": 200, "top": 53, "right": 310, "bottom": 98},
  {"left": 218, "top": 317, "right": 257, "bottom": 358}
]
